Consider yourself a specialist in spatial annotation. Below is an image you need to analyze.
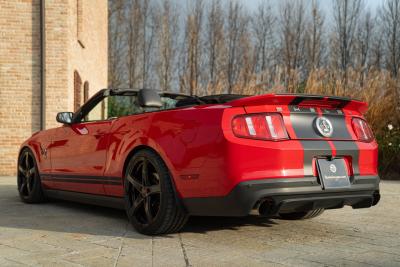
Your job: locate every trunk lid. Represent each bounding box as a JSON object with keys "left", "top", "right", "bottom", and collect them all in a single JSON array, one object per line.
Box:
[
  {"left": 227, "top": 93, "right": 368, "bottom": 114},
  {"left": 227, "top": 93, "right": 366, "bottom": 141}
]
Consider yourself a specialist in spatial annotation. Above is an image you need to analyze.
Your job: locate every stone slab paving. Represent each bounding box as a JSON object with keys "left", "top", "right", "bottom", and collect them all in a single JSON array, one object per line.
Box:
[{"left": 0, "top": 176, "right": 399, "bottom": 267}]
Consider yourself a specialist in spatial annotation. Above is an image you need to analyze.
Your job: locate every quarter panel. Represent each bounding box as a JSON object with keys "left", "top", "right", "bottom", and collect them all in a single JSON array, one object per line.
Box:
[{"left": 104, "top": 106, "right": 229, "bottom": 198}]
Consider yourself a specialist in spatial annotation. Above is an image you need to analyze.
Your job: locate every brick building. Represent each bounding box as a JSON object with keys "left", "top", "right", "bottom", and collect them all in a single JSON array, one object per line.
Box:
[{"left": 0, "top": 0, "right": 108, "bottom": 175}]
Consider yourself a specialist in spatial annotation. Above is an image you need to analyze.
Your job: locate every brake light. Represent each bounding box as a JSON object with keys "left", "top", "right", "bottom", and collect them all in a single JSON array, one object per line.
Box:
[
  {"left": 232, "top": 113, "right": 289, "bottom": 140},
  {"left": 352, "top": 117, "right": 374, "bottom": 142}
]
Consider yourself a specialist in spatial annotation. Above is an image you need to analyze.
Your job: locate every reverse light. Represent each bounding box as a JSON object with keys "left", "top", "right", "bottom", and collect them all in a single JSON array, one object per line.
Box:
[
  {"left": 352, "top": 117, "right": 374, "bottom": 142},
  {"left": 232, "top": 113, "right": 289, "bottom": 141}
]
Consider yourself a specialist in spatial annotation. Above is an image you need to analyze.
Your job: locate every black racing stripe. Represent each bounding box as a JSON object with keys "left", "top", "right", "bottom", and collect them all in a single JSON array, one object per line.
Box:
[
  {"left": 327, "top": 97, "right": 350, "bottom": 109},
  {"left": 300, "top": 140, "right": 332, "bottom": 176},
  {"left": 289, "top": 96, "right": 325, "bottom": 105},
  {"left": 288, "top": 108, "right": 333, "bottom": 176},
  {"left": 321, "top": 108, "right": 344, "bottom": 115},
  {"left": 289, "top": 106, "right": 317, "bottom": 113},
  {"left": 289, "top": 95, "right": 351, "bottom": 108},
  {"left": 332, "top": 142, "right": 360, "bottom": 176},
  {"left": 289, "top": 109, "right": 351, "bottom": 139}
]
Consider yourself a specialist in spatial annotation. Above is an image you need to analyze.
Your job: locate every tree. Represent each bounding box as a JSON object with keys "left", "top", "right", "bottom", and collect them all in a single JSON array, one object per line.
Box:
[
  {"left": 279, "top": 0, "right": 307, "bottom": 92},
  {"left": 140, "top": 0, "right": 156, "bottom": 88},
  {"left": 354, "top": 10, "right": 374, "bottom": 83},
  {"left": 380, "top": 0, "right": 400, "bottom": 77},
  {"left": 305, "top": 0, "right": 324, "bottom": 75},
  {"left": 205, "top": 0, "right": 225, "bottom": 94},
  {"left": 155, "top": 0, "right": 179, "bottom": 91},
  {"left": 251, "top": 2, "right": 276, "bottom": 87},
  {"left": 183, "top": 0, "right": 203, "bottom": 95},
  {"left": 127, "top": 0, "right": 143, "bottom": 88},
  {"left": 332, "top": 0, "right": 364, "bottom": 86},
  {"left": 225, "top": 1, "right": 248, "bottom": 93},
  {"left": 108, "top": 0, "right": 127, "bottom": 88}
]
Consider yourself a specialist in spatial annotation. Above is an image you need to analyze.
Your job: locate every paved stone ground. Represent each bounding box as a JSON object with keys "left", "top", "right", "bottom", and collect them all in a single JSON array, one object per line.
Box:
[{"left": 0, "top": 176, "right": 399, "bottom": 267}]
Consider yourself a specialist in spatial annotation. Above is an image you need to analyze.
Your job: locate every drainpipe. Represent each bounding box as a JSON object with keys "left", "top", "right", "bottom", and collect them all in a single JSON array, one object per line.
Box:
[{"left": 40, "top": 0, "right": 46, "bottom": 130}]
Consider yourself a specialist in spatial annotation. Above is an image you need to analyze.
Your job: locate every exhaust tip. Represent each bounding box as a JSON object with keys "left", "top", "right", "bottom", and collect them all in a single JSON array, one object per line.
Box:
[{"left": 258, "top": 198, "right": 276, "bottom": 217}]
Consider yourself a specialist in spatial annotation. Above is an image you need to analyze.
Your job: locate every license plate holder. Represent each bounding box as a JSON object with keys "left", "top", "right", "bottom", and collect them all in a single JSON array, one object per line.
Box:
[{"left": 317, "top": 158, "right": 351, "bottom": 189}]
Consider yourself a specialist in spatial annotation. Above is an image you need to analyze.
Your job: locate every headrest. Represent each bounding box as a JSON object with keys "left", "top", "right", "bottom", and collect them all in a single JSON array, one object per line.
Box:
[{"left": 137, "top": 89, "right": 162, "bottom": 108}]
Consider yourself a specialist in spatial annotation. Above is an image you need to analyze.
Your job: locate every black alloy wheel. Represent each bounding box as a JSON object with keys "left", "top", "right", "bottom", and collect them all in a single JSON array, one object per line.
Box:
[
  {"left": 124, "top": 149, "right": 188, "bottom": 235},
  {"left": 17, "top": 148, "right": 44, "bottom": 203},
  {"left": 126, "top": 156, "right": 161, "bottom": 225}
]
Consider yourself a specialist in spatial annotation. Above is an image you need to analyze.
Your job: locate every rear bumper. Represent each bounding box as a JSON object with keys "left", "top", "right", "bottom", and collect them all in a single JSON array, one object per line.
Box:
[{"left": 182, "top": 175, "right": 380, "bottom": 216}]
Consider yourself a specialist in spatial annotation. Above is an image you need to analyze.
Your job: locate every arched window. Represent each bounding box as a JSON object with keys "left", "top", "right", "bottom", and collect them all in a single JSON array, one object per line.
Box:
[
  {"left": 74, "top": 71, "right": 82, "bottom": 111},
  {"left": 83, "top": 81, "right": 89, "bottom": 103}
]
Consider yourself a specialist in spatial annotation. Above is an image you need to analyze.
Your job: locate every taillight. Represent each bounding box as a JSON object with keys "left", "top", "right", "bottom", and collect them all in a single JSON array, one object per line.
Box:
[
  {"left": 352, "top": 117, "right": 374, "bottom": 142},
  {"left": 232, "top": 113, "right": 289, "bottom": 141}
]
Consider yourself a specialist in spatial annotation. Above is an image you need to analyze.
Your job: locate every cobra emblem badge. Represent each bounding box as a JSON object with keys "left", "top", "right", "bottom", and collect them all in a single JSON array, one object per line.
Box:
[
  {"left": 315, "top": 117, "right": 333, "bottom": 137},
  {"left": 40, "top": 145, "right": 48, "bottom": 159},
  {"left": 329, "top": 164, "right": 337, "bottom": 173}
]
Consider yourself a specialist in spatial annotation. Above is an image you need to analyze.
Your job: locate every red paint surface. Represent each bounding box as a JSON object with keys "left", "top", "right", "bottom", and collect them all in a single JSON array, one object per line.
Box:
[{"left": 19, "top": 94, "right": 379, "bottom": 200}]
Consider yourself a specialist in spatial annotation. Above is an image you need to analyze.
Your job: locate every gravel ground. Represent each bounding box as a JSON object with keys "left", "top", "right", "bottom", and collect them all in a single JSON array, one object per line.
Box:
[{"left": 0, "top": 176, "right": 399, "bottom": 267}]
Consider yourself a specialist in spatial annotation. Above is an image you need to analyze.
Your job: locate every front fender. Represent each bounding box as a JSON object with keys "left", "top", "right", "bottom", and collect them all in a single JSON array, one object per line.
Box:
[{"left": 19, "top": 130, "right": 53, "bottom": 174}]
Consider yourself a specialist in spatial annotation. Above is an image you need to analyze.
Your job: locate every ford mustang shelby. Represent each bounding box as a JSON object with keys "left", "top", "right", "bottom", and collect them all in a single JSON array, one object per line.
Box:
[{"left": 18, "top": 89, "right": 380, "bottom": 235}]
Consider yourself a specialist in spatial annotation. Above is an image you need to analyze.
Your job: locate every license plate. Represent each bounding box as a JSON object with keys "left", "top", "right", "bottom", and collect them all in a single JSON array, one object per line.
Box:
[{"left": 317, "top": 158, "right": 351, "bottom": 189}]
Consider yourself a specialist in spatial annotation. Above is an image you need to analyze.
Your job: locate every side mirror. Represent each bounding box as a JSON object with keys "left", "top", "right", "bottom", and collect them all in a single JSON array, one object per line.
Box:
[{"left": 56, "top": 112, "right": 74, "bottom": 124}]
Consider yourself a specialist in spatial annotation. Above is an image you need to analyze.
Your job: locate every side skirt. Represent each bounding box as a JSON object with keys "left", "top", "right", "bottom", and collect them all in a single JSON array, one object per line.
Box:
[{"left": 44, "top": 189, "right": 125, "bottom": 210}]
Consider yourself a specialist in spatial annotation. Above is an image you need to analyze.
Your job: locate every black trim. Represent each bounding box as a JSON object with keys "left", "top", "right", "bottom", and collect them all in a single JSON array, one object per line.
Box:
[
  {"left": 44, "top": 189, "right": 125, "bottom": 210},
  {"left": 290, "top": 96, "right": 324, "bottom": 105},
  {"left": 40, "top": 173, "right": 122, "bottom": 185},
  {"left": 182, "top": 176, "right": 380, "bottom": 217},
  {"left": 42, "top": 179, "right": 121, "bottom": 185},
  {"left": 72, "top": 90, "right": 107, "bottom": 123},
  {"left": 287, "top": 94, "right": 353, "bottom": 108}
]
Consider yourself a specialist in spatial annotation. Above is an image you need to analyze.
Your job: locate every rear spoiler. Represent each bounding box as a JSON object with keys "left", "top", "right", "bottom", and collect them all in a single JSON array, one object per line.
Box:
[{"left": 227, "top": 93, "right": 368, "bottom": 114}]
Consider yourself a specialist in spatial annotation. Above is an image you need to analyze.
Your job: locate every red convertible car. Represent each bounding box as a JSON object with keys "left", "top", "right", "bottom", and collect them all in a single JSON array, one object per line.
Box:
[{"left": 18, "top": 89, "right": 380, "bottom": 235}]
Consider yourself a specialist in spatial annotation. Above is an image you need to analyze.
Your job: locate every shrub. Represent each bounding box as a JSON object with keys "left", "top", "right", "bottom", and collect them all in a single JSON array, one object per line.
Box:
[{"left": 304, "top": 70, "right": 400, "bottom": 178}]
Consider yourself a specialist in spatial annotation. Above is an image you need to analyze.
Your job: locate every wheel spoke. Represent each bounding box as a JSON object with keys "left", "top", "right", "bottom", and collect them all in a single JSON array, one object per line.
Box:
[
  {"left": 20, "top": 181, "right": 27, "bottom": 193},
  {"left": 28, "top": 167, "right": 35, "bottom": 177},
  {"left": 144, "top": 197, "right": 153, "bottom": 222},
  {"left": 25, "top": 152, "right": 29, "bottom": 169},
  {"left": 141, "top": 159, "right": 148, "bottom": 185},
  {"left": 26, "top": 177, "right": 32, "bottom": 193},
  {"left": 127, "top": 174, "right": 142, "bottom": 191},
  {"left": 132, "top": 196, "right": 144, "bottom": 214},
  {"left": 18, "top": 165, "right": 25, "bottom": 174},
  {"left": 147, "top": 184, "right": 160, "bottom": 195}
]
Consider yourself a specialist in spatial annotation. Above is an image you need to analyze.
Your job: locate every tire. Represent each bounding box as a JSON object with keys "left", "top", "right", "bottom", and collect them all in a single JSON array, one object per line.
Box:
[
  {"left": 279, "top": 208, "right": 324, "bottom": 220},
  {"left": 17, "top": 148, "right": 45, "bottom": 203},
  {"left": 124, "top": 149, "right": 188, "bottom": 235}
]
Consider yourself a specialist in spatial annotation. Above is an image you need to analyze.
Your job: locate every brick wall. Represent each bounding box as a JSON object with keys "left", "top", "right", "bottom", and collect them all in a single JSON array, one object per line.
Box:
[
  {"left": 0, "top": 0, "right": 108, "bottom": 175},
  {"left": 0, "top": 0, "right": 41, "bottom": 175}
]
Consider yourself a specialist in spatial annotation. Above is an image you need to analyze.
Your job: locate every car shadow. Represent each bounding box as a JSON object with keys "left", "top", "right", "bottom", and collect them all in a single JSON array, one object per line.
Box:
[
  {"left": 182, "top": 216, "right": 277, "bottom": 234},
  {"left": 0, "top": 184, "right": 279, "bottom": 238}
]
